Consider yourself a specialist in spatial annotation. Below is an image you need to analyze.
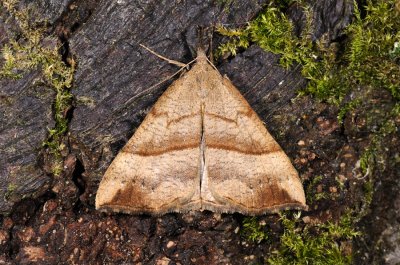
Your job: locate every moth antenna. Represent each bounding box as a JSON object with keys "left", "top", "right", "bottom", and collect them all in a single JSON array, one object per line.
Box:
[{"left": 139, "top": 44, "right": 188, "bottom": 68}]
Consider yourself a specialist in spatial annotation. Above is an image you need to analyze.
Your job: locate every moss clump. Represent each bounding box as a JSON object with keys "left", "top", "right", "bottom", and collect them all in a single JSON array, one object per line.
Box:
[
  {"left": 241, "top": 212, "right": 360, "bottom": 265},
  {"left": 267, "top": 212, "right": 360, "bottom": 265},
  {"left": 0, "top": 0, "right": 75, "bottom": 175},
  {"left": 216, "top": 5, "right": 305, "bottom": 68},
  {"left": 341, "top": 1, "right": 400, "bottom": 112}
]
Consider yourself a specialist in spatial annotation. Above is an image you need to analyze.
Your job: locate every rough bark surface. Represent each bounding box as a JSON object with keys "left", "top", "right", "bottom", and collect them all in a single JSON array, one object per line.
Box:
[
  {"left": 1, "top": 0, "right": 399, "bottom": 264},
  {"left": 0, "top": 74, "right": 54, "bottom": 214},
  {"left": 19, "top": 0, "right": 72, "bottom": 24}
]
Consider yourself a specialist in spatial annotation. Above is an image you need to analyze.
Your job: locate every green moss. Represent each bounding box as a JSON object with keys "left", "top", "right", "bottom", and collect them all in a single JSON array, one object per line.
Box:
[
  {"left": 362, "top": 178, "right": 374, "bottom": 208},
  {"left": 359, "top": 102, "right": 399, "bottom": 174},
  {"left": 216, "top": 5, "right": 299, "bottom": 67},
  {"left": 0, "top": 0, "right": 75, "bottom": 175},
  {"left": 346, "top": 1, "right": 400, "bottom": 99},
  {"left": 359, "top": 147, "right": 374, "bottom": 175},
  {"left": 240, "top": 212, "right": 360, "bottom": 264},
  {"left": 267, "top": 212, "right": 360, "bottom": 265},
  {"left": 337, "top": 99, "right": 361, "bottom": 125},
  {"left": 5, "top": 183, "right": 17, "bottom": 199},
  {"left": 305, "top": 175, "right": 334, "bottom": 204},
  {"left": 217, "top": 0, "right": 400, "bottom": 103},
  {"left": 357, "top": 102, "right": 399, "bottom": 217},
  {"left": 242, "top": 217, "right": 269, "bottom": 243}
]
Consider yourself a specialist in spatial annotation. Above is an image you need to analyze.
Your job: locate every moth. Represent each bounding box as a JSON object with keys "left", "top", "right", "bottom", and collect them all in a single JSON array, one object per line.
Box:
[{"left": 96, "top": 48, "right": 307, "bottom": 215}]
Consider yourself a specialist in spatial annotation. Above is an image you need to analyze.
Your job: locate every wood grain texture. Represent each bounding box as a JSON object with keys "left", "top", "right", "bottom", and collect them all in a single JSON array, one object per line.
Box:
[{"left": 96, "top": 50, "right": 307, "bottom": 215}]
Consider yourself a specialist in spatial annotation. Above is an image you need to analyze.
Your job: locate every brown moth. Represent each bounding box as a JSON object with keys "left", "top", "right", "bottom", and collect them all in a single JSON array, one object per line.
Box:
[{"left": 96, "top": 49, "right": 307, "bottom": 215}]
